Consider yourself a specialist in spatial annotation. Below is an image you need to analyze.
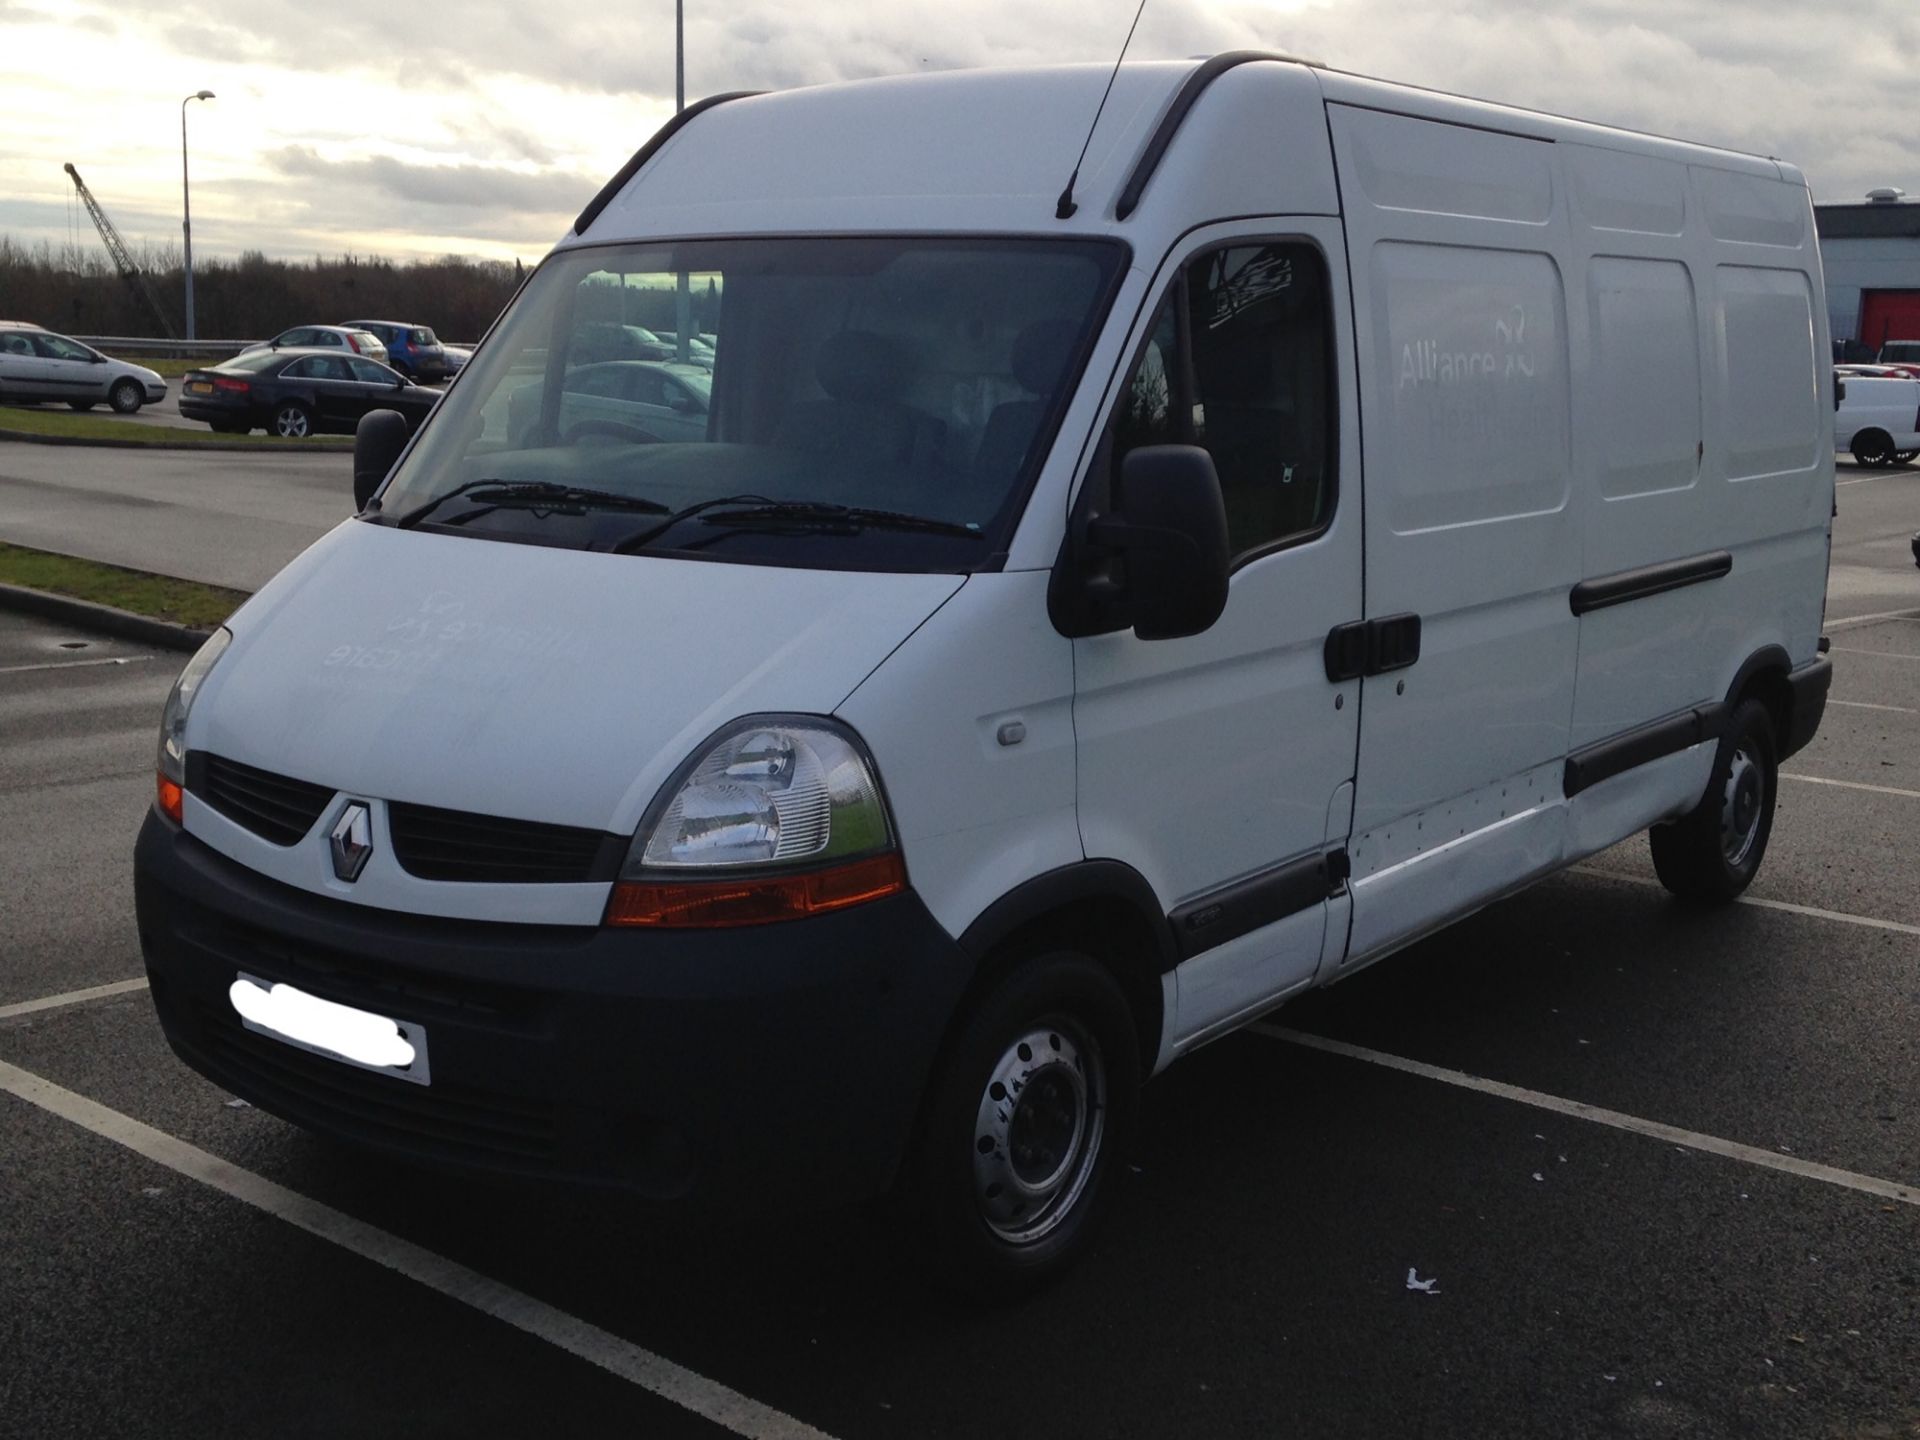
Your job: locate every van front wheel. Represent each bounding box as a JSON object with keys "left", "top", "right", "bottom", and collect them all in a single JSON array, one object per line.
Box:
[
  {"left": 1650, "top": 698, "right": 1778, "bottom": 903},
  {"left": 909, "top": 951, "right": 1139, "bottom": 1300}
]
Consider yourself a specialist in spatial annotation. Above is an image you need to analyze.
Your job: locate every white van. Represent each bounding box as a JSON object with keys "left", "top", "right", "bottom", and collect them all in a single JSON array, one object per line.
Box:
[
  {"left": 1833, "top": 371, "right": 1920, "bottom": 466},
  {"left": 136, "top": 54, "right": 1835, "bottom": 1294}
]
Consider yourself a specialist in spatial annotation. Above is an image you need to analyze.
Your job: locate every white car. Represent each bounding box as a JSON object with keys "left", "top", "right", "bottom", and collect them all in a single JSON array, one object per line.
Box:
[
  {"left": 241, "top": 325, "right": 389, "bottom": 366},
  {"left": 0, "top": 322, "right": 167, "bottom": 413}
]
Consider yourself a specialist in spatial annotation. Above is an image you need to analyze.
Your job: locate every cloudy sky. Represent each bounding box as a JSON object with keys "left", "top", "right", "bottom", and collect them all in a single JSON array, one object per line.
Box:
[{"left": 6, "top": 0, "right": 1915, "bottom": 266}]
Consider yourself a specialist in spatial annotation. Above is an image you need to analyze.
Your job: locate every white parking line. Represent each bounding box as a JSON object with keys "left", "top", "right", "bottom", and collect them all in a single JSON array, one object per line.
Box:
[
  {"left": 1567, "top": 864, "right": 1920, "bottom": 938},
  {"left": 1782, "top": 772, "right": 1920, "bottom": 801},
  {"left": 1254, "top": 1026, "right": 1920, "bottom": 1208},
  {"left": 1829, "top": 699, "right": 1920, "bottom": 715},
  {"left": 1830, "top": 647, "right": 1920, "bottom": 661},
  {"left": 1825, "top": 610, "right": 1920, "bottom": 631},
  {"left": 0, "top": 1056, "right": 836, "bottom": 1440},
  {"left": 0, "top": 977, "right": 149, "bottom": 1023}
]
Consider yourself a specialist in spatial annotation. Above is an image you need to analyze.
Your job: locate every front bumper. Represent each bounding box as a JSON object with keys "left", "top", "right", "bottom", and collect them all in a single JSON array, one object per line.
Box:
[
  {"left": 135, "top": 812, "right": 975, "bottom": 1208},
  {"left": 145, "top": 380, "right": 168, "bottom": 401}
]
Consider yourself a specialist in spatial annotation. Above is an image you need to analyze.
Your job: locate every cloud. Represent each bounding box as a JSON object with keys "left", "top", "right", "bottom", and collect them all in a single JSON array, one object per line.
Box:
[
  {"left": 139, "top": 0, "right": 1920, "bottom": 204},
  {"left": 266, "top": 146, "right": 598, "bottom": 214}
]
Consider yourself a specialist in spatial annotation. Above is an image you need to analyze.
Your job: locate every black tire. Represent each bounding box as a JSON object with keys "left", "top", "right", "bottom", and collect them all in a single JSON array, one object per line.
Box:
[
  {"left": 908, "top": 951, "right": 1140, "bottom": 1300},
  {"left": 1650, "top": 697, "right": 1778, "bottom": 903},
  {"left": 1895, "top": 450, "right": 1919, "bottom": 466},
  {"left": 108, "top": 379, "right": 143, "bottom": 414},
  {"left": 271, "top": 402, "right": 314, "bottom": 439},
  {"left": 1851, "top": 429, "right": 1894, "bottom": 467}
]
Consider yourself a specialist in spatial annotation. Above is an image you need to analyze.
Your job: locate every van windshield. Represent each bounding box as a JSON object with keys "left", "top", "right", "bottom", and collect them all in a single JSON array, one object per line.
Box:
[{"left": 372, "top": 236, "right": 1123, "bottom": 571}]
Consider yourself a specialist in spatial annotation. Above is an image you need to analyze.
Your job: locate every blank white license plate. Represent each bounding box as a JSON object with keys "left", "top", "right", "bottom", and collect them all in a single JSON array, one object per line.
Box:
[{"left": 230, "top": 973, "right": 430, "bottom": 1086}]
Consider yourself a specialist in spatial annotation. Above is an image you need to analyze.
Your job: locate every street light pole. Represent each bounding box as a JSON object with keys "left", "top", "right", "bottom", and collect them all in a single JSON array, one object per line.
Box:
[
  {"left": 181, "top": 89, "right": 214, "bottom": 341},
  {"left": 674, "top": 0, "right": 691, "bottom": 361}
]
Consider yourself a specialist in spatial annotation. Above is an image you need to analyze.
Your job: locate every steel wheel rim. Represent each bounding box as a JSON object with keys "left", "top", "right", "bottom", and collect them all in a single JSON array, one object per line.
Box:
[
  {"left": 1720, "top": 743, "right": 1764, "bottom": 866},
  {"left": 276, "top": 408, "right": 308, "bottom": 438},
  {"left": 971, "top": 1020, "right": 1105, "bottom": 1245}
]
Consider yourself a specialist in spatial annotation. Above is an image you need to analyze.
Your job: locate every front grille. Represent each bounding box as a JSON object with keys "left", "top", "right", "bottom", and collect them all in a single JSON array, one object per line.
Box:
[
  {"left": 196, "top": 1001, "right": 557, "bottom": 1165},
  {"left": 387, "top": 801, "right": 620, "bottom": 884},
  {"left": 178, "top": 901, "right": 549, "bottom": 1035},
  {"left": 193, "top": 754, "right": 335, "bottom": 846}
]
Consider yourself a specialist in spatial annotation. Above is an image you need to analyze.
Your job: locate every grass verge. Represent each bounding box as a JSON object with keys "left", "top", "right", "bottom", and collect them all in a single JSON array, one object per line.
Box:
[
  {"left": 0, "top": 403, "right": 349, "bottom": 448},
  {"left": 0, "top": 542, "right": 249, "bottom": 628}
]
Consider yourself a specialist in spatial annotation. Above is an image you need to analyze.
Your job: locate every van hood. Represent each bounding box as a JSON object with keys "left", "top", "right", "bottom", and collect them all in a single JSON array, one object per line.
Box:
[{"left": 197, "top": 520, "right": 963, "bottom": 834}]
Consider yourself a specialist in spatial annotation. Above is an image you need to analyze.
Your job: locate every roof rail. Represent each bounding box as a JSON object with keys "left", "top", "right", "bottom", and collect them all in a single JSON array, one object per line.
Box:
[
  {"left": 572, "top": 91, "right": 765, "bottom": 237},
  {"left": 1114, "top": 51, "right": 1304, "bottom": 222}
]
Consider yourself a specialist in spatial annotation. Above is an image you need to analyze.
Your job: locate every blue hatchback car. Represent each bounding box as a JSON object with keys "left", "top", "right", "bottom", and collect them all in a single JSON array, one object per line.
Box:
[{"left": 340, "top": 319, "right": 450, "bottom": 382}]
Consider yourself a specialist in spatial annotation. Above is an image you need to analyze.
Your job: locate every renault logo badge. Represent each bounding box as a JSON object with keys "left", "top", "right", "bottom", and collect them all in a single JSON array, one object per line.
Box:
[{"left": 330, "top": 802, "right": 373, "bottom": 883}]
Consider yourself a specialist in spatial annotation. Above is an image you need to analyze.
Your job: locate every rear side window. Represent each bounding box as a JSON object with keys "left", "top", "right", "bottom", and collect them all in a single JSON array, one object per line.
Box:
[
  {"left": 410, "top": 328, "right": 435, "bottom": 345},
  {"left": 1111, "top": 241, "right": 1336, "bottom": 561}
]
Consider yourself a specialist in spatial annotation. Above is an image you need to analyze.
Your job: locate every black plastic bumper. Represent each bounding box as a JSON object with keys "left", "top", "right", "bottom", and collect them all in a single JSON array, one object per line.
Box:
[
  {"left": 1782, "top": 655, "right": 1833, "bottom": 760},
  {"left": 134, "top": 812, "right": 975, "bottom": 1209}
]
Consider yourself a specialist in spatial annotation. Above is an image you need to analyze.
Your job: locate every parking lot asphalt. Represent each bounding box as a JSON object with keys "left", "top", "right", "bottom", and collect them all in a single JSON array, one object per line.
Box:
[{"left": 2, "top": 468, "right": 1918, "bottom": 1439}]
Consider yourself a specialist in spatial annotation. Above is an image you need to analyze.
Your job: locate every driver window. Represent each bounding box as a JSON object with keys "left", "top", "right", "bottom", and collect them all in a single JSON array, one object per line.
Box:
[{"left": 1111, "top": 241, "right": 1335, "bottom": 560}]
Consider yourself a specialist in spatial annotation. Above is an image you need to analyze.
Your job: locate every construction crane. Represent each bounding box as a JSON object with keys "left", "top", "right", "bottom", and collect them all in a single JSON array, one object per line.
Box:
[{"left": 63, "top": 162, "right": 177, "bottom": 339}]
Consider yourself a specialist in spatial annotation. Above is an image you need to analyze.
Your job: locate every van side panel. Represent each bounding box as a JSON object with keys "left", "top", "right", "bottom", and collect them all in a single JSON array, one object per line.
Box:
[
  {"left": 1328, "top": 103, "right": 1582, "bottom": 961},
  {"left": 1565, "top": 151, "right": 1829, "bottom": 774}
]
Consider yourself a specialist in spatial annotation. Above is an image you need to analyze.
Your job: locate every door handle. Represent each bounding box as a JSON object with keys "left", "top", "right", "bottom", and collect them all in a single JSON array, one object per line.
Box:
[{"left": 1323, "top": 614, "right": 1422, "bottom": 682}]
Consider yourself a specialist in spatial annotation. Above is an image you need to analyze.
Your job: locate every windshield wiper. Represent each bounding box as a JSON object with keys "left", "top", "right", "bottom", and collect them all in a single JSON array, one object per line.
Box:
[
  {"left": 395, "top": 480, "right": 669, "bottom": 530},
  {"left": 610, "top": 497, "right": 983, "bottom": 553}
]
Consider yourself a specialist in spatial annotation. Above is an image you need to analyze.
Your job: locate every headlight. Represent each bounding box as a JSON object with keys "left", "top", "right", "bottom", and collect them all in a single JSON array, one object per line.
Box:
[
  {"left": 155, "top": 627, "right": 231, "bottom": 821},
  {"left": 608, "top": 717, "right": 905, "bottom": 927}
]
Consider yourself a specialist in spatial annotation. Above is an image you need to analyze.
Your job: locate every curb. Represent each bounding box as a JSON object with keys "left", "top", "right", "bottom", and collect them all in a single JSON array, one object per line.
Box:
[
  {"left": 0, "top": 582, "right": 216, "bottom": 653},
  {"left": 0, "top": 427, "right": 350, "bottom": 454}
]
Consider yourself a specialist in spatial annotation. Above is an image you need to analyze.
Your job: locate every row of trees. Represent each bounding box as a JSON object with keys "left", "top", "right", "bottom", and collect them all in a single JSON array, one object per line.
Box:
[{"left": 0, "top": 237, "right": 525, "bottom": 345}]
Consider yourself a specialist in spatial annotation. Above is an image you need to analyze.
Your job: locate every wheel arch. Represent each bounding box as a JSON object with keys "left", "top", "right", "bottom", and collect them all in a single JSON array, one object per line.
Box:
[
  {"left": 954, "top": 860, "right": 1175, "bottom": 1077},
  {"left": 1724, "top": 643, "right": 1793, "bottom": 753}
]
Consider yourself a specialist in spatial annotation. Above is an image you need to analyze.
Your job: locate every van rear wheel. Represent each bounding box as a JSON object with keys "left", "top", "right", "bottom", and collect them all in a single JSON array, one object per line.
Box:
[
  {"left": 1895, "top": 450, "right": 1919, "bottom": 466},
  {"left": 1650, "top": 697, "right": 1778, "bottom": 903},
  {"left": 908, "top": 951, "right": 1139, "bottom": 1300}
]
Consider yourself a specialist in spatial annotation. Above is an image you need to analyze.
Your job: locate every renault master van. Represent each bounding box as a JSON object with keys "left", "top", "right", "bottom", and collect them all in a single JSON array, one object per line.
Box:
[{"left": 136, "top": 53, "right": 1835, "bottom": 1294}]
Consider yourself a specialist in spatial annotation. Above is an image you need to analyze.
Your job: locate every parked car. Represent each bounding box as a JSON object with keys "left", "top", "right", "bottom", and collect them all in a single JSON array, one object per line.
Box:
[
  {"left": 135, "top": 56, "right": 1834, "bottom": 1297},
  {"left": 241, "top": 325, "right": 389, "bottom": 366},
  {"left": 567, "top": 321, "right": 676, "bottom": 365},
  {"left": 507, "top": 359, "right": 710, "bottom": 443},
  {"left": 178, "top": 348, "right": 438, "bottom": 438},
  {"left": 1833, "top": 372, "right": 1920, "bottom": 466},
  {"left": 0, "top": 322, "right": 166, "bottom": 413},
  {"left": 441, "top": 345, "right": 472, "bottom": 378},
  {"left": 341, "top": 319, "right": 450, "bottom": 381}
]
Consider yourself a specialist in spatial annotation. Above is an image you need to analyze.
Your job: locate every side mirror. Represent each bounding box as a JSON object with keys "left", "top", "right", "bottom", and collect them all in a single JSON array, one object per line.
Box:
[
  {"left": 1089, "top": 445, "right": 1230, "bottom": 641},
  {"left": 354, "top": 409, "right": 411, "bottom": 512},
  {"left": 668, "top": 394, "right": 698, "bottom": 413}
]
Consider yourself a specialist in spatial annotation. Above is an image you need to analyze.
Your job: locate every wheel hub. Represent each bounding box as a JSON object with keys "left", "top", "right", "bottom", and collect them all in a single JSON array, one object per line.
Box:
[
  {"left": 971, "top": 1023, "right": 1104, "bottom": 1245},
  {"left": 1720, "top": 745, "right": 1764, "bottom": 866}
]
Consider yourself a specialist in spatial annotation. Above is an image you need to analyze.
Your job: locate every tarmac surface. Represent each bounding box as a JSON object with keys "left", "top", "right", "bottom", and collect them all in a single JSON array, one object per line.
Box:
[{"left": 1, "top": 460, "right": 1917, "bottom": 1438}]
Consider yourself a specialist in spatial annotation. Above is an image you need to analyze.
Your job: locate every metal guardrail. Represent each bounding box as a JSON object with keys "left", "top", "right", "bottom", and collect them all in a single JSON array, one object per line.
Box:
[{"left": 75, "top": 336, "right": 255, "bottom": 357}]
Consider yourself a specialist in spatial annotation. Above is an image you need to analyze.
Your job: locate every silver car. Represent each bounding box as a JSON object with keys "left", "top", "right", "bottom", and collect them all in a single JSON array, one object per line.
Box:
[
  {"left": 241, "top": 325, "right": 389, "bottom": 366},
  {"left": 508, "top": 360, "right": 712, "bottom": 444},
  {"left": 0, "top": 322, "right": 167, "bottom": 413}
]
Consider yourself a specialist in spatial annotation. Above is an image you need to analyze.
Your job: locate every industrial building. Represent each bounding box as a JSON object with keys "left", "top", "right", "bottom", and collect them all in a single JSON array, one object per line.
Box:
[{"left": 1818, "top": 188, "right": 1920, "bottom": 358}]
